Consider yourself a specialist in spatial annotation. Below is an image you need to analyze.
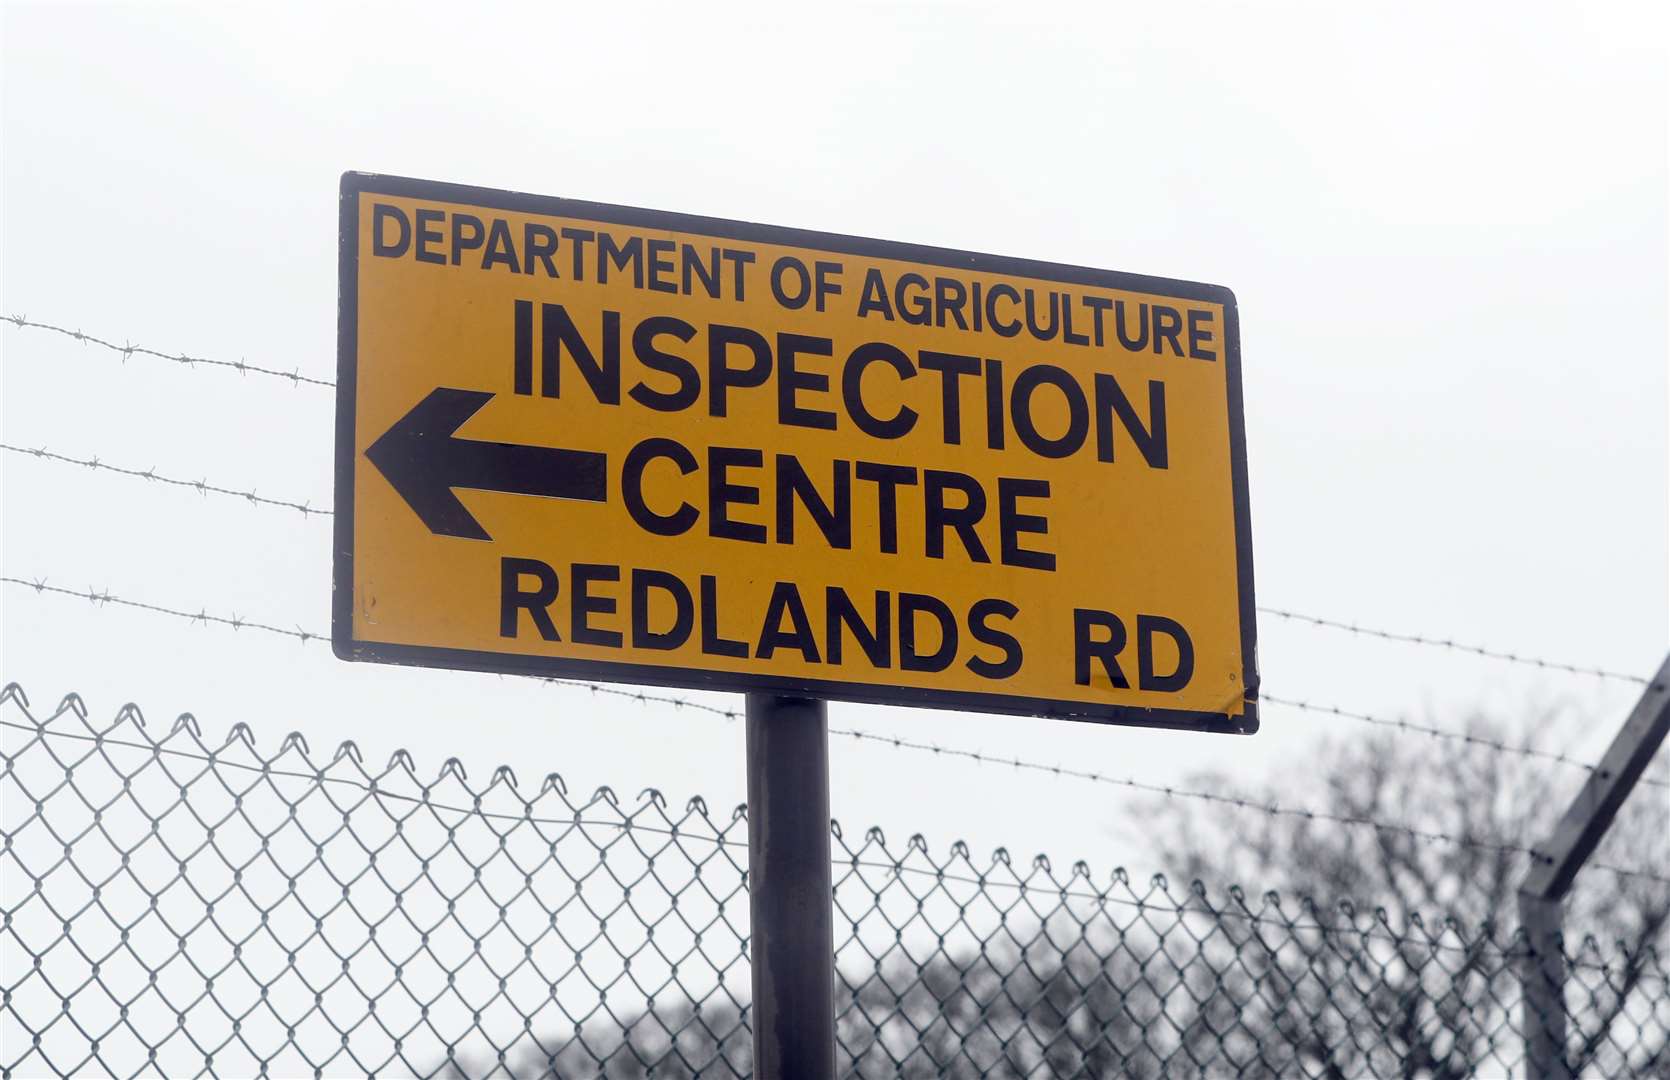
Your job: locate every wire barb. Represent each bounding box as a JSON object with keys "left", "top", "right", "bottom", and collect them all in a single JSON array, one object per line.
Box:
[
  {"left": 3, "top": 313, "right": 334, "bottom": 388},
  {"left": 2, "top": 575, "right": 316, "bottom": 643},
  {"left": 1264, "top": 693, "right": 1670, "bottom": 792},
  {"left": 1, "top": 443, "right": 330, "bottom": 517},
  {"left": 1260, "top": 605, "right": 1649, "bottom": 684}
]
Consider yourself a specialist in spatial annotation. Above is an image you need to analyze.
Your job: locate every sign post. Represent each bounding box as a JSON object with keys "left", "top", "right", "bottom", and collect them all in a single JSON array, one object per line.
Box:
[
  {"left": 333, "top": 171, "right": 1256, "bottom": 1076},
  {"left": 745, "top": 694, "right": 836, "bottom": 1078}
]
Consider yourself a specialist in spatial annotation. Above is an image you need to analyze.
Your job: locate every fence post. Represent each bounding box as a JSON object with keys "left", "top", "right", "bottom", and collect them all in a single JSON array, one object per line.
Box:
[
  {"left": 1517, "top": 652, "right": 1670, "bottom": 1080},
  {"left": 745, "top": 693, "right": 836, "bottom": 1080},
  {"left": 1517, "top": 892, "right": 1568, "bottom": 1080}
]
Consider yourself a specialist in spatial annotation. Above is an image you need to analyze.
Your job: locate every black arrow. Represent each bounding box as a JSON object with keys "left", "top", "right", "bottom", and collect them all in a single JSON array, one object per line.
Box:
[{"left": 365, "top": 387, "right": 607, "bottom": 541}]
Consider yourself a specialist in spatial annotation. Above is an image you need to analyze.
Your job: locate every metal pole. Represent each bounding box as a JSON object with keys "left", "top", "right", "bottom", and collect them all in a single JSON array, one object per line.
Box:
[
  {"left": 1517, "top": 651, "right": 1670, "bottom": 1080},
  {"left": 746, "top": 693, "right": 836, "bottom": 1080},
  {"left": 1518, "top": 892, "right": 1569, "bottom": 1080}
]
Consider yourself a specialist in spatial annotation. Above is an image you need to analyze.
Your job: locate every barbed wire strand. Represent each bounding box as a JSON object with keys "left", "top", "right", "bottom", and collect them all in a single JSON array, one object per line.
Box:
[
  {"left": 824, "top": 727, "right": 1670, "bottom": 886},
  {"left": 2, "top": 314, "right": 334, "bottom": 388},
  {"left": 1, "top": 576, "right": 326, "bottom": 645},
  {"left": 557, "top": 677, "right": 1669, "bottom": 794},
  {"left": 1259, "top": 606, "right": 1648, "bottom": 685},
  {"left": 6, "top": 424, "right": 1658, "bottom": 692},
  {"left": 6, "top": 574, "right": 1666, "bottom": 887},
  {"left": 1264, "top": 693, "right": 1670, "bottom": 792},
  {"left": 1, "top": 443, "right": 329, "bottom": 517}
]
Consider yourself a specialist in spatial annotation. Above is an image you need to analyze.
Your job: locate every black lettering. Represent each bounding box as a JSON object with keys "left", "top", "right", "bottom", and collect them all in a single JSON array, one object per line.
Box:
[
  {"left": 918, "top": 351, "right": 978, "bottom": 444},
  {"left": 560, "top": 227, "right": 594, "bottom": 280},
  {"left": 646, "top": 238, "right": 676, "bottom": 294},
  {"left": 813, "top": 261, "right": 842, "bottom": 312},
  {"left": 513, "top": 299, "right": 533, "bottom": 396},
  {"left": 709, "top": 446, "right": 766, "bottom": 544},
  {"left": 500, "top": 557, "right": 560, "bottom": 641},
  {"left": 1094, "top": 375, "right": 1168, "bottom": 468},
  {"left": 986, "top": 284, "right": 1022, "bottom": 337},
  {"left": 924, "top": 470, "right": 989, "bottom": 563},
  {"left": 683, "top": 246, "right": 721, "bottom": 299},
  {"left": 599, "top": 232, "right": 643, "bottom": 288},
  {"left": 1152, "top": 306, "right": 1185, "bottom": 356},
  {"left": 770, "top": 256, "right": 811, "bottom": 309},
  {"left": 778, "top": 333, "right": 837, "bottom": 430},
  {"left": 570, "top": 563, "right": 622, "bottom": 647},
  {"left": 842, "top": 342, "right": 918, "bottom": 439},
  {"left": 414, "top": 208, "right": 445, "bottom": 264},
  {"left": 450, "top": 213, "right": 485, "bottom": 265},
  {"left": 708, "top": 324, "right": 772, "bottom": 417},
  {"left": 700, "top": 575, "right": 748, "bottom": 657},
  {"left": 622, "top": 438, "right": 699, "bottom": 536},
  {"left": 934, "top": 277, "right": 969, "bottom": 330},
  {"left": 776, "top": 455, "right": 851, "bottom": 549},
  {"left": 899, "top": 593, "right": 957, "bottom": 672},
  {"left": 1187, "top": 309, "right": 1217, "bottom": 361},
  {"left": 631, "top": 569, "right": 693, "bottom": 651},
  {"left": 1114, "top": 300, "right": 1149, "bottom": 352},
  {"left": 721, "top": 248, "right": 754, "bottom": 300},
  {"left": 482, "top": 219, "right": 520, "bottom": 273},
  {"left": 1073, "top": 609, "right": 1129, "bottom": 688},
  {"left": 1061, "top": 293, "right": 1089, "bottom": 346},
  {"left": 1083, "top": 296, "right": 1111, "bottom": 347},
  {"left": 1011, "top": 365, "right": 1089, "bottom": 459},
  {"left": 1138, "top": 614, "right": 1194, "bottom": 692},
  {"left": 1024, "top": 289, "right": 1059, "bottom": 340},
  {"left": 895, "top": 273, "right": 931, "bottom": 325},
  {"left": 541, "top": 303, "right": 620, "bottom": 404},
  {"left": 756, "top": 582, "right": 820, "bottom": 662},
  {"left": 966, "top": 598, "right": 1022, "bottom": 679},
  {"left": 856, "top": 268, "right": 893, "bottom": 320},
  {"left": 998, "top": 477, "right": 1054, "bottom": 571},
  {"left": 984, "top": 358, "right": 1006, "bottom": 450},
  {"left": 629, "top": 316, "right": 700, "bottom": 412},
  {"left": 372, "top": 204, "right": 410, "bottom": 257},
  {"left": 826, "top": 587, "right": 889, "bottom": 668},
  {"left": 854, "top": 461, "right": 917, "bottom": 555},
  {"left": 523, "top": 223, "right": 558, "bottom": 277}
]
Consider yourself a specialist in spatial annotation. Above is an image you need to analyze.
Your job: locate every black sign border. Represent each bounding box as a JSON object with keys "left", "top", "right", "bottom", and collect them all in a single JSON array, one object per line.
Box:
[{"left": 335, "top": 172, "right": 1260, "bottom": 735}]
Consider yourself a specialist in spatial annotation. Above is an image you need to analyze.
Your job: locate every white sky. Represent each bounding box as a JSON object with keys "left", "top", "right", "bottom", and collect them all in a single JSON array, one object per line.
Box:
[{"left": 2, "top": 0, "right": 1666, "bottom": 876}]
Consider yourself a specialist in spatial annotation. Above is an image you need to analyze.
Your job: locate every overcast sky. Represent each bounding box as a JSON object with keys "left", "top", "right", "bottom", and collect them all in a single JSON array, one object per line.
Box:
[{"left": 3, "top": 1, "right": 1666, "bottom": 874}]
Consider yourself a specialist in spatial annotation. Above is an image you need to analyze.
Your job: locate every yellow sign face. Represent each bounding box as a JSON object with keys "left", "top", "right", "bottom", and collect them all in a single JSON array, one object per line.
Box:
[{"left": 334, "top": 174, "right": 1258, "bottom": 733}]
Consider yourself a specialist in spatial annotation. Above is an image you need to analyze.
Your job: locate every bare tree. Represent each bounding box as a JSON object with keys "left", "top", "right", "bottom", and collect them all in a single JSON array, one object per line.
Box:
[
  {"left": 1151, "top": 710, "right": 1670, "bottom": 1078},
  {"left": 435, "top": 711, "right": 1669, "bottom": 1078}
]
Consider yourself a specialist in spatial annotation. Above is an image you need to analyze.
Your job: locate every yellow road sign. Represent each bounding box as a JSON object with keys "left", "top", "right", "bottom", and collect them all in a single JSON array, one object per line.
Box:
[{"left": 334, "top": 173, "right": 1258, "bottom": 732}]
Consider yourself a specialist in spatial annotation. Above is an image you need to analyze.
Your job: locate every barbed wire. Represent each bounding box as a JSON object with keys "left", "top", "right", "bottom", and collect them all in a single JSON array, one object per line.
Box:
[
  {"left": 2, "top": 314, "right": 334, "bottom": 388},
  {"left": 556, "top": 678, "right": 1670, "bottom": 793},
  {"left": 553, "top": 680, "right": 1670, "bottom": 793},
  {"left": 1, "top": 576, "right": 325, "bottom": 645},
  {"left": 7, "top": 574, "right": 1666, "bottom": 887},
  {"left": 824, "top": 727, "right": 1670, "bottom": 887},
  {"left": 1264, "top": 693, "right": 1670, "bottom": 792},
  {"left": 532, "top": 677, "right": 742, "bottom": 720},
  {"left": 1259, "top": 606, "right": 1650, "bottom": 685},
  {"left": 6, "top": 421, "right": 1656, "bottom": 694},
  {"left": 2, "top": 443, "right": 330, "bottom": 517}
]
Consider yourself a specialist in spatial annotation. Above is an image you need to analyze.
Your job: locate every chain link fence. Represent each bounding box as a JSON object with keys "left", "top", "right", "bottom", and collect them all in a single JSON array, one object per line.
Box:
[{"left": 3, "top": 683, "right": 1666, "bottom": 1078}]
